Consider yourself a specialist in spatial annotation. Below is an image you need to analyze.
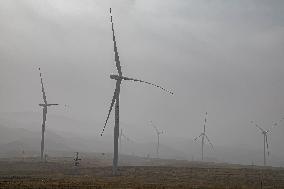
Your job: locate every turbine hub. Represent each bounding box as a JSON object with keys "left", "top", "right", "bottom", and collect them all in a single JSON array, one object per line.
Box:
[{"left": 110, "top": 74, "right": 122, "bottom": 80}]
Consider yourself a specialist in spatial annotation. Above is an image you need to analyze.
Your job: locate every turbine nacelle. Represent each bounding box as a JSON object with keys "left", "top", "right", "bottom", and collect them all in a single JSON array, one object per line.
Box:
[{"left": 110, "top": 74, "right": 122, "bottom": 80}]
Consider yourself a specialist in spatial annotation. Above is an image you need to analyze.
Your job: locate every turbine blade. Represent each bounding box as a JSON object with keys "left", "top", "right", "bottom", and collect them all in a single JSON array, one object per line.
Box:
[
  {"left": 251, "top": 121, "right": 265, "bottom": 133},
  {"left": 193, "top": 134, "right": 202, "bottom": 141},
  {"left": 205, "top": 134, "right": 214, "bottom": 149},
  {"left": 153, "top": 126, "right": 159, "bottom": 134},
  {"left": 255, "top": 125, "right": 265, "bottom": 133},
  {"left": 120, "top": 131, "right": 134, "bottom": 142},
  {"left": 150, "top": 121, "right": 164, "bottom": 137},
  {"left": 39, "top": 68, "right": 47, "bottom": 104},
  {"left": 267, "top": 118, "right": 284, "bottom": 133},
  {"left": 101, "top": 80, "right": 120, "bottom": 136},
  {"left": 47, "top": 103, "right": 59, "bottom": 106},
  {"left": 150, "top": 121, "right": 159, "bottom": 134},
  {"left": 123, "top": 77, "right": 173, "bottom": 95},
  {"left": 110, "top": 8, "right": 122, "bottom": 76}
]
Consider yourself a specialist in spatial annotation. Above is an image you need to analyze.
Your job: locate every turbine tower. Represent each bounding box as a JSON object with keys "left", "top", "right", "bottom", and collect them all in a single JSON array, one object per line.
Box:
[
  {"left": 101, "top": 8, "right": 173, "bottom": 175},
  {"left": 150, "top": 121, "right": 164, "bottom": 158},
  {"left": 194, "top": 112, "right": 213, "bottom": 161},
  {"left": 251, "top": 118, "right": 284, "bottom": 166},
  {"left": 38, "top": 68, "right": 58, "bottom": 161}
]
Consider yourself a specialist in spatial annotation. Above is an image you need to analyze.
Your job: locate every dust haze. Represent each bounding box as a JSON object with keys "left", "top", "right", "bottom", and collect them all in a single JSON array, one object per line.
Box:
[{"left": 0, "top": 0, "right": 284, "bottom": 167}]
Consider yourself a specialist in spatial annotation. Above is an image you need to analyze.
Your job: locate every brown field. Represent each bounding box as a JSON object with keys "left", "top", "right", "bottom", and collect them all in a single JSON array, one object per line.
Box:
[{"left": 0, "top": 156, "right": 284, "bottom": 189}]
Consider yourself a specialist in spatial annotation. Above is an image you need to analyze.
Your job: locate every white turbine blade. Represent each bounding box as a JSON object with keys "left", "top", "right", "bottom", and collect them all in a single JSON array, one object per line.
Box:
[
  {"left": 110, "top": 8, "right": 122, "bottom": 76},
  {"left": 101, "top": 80, "right": 120, "bottom": 136},
  {"left": 251, "top": 121, "right": 265, "bottom": 133},
  {"left": 121, "top": 132, "right": 134, "bottom": 142},
  {"left": 153, "top": 126, "right": 159, "bottom": 134},
  {"left": 193, "top": 134, "right": 202, "bottom": 141},
  {"left": 39, "top": 68, "right": 47, "bottom": 104},
  {"left": 158, "top": 129, "right": 164, "bottom": 135},
  {"left": 47, "top": 103, "right": 59, "bottom": 106},
  {"left": 255, "top": 124, "right": 265, "bottom": 133},
  {"left": 123, "top": 77, "right": 173, "bottom": 95},
  {"left": 150, "top": 121, "right": 159, "bottom": 134},
  {"left": 266, "top": 125, "right": 276, "bottom": 134},
  {"left": 205, "top": 134, "right": 214, "bottom": 149},
  {"left": 267, "top": 118, "right": 284, "bottom": 133}
]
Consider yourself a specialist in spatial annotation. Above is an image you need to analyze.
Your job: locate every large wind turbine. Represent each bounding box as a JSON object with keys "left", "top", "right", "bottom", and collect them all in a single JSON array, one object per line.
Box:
[
  {"left": 101, "top": 8, "right": 173, "bottom": 175},
  {"left": 194, "top": 112, "right": 213, "bottom": 161},
  {"left": 150, "top": 121, "right": 164, "bottom": 158},
  {"left": 38, "top": 68, "right": 58, "bottom": 161},
  {"left": 251, "top": 118, "right": 284, "bottom": 166}
]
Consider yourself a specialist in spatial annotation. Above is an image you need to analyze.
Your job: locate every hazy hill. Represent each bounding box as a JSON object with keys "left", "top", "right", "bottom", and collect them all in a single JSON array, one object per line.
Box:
[
  {"left": 0, "top": 124, "right": 73, "bottom": 157},
  {"left": 0, "top": 112, "right": 284, "bottom": 167},
  {"left": 0, "top": 112, "right": 186, "bottom": 160}
]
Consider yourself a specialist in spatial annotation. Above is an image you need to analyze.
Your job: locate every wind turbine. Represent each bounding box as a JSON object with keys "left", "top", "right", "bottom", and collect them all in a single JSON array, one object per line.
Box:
[
  {"left": 251, "top": 117, "right": 284, "bottom": 166},
  {"left": 119, "top": 128, "right": 134, "bottom": 154},
  {"left": 194, "top": 112, "right": 213, "bottom": 161},
  {"left": 150, "top": 121, "right": 164, "bottom": 158},
  {"left": 101, "top": 8, "right": 173, "bottom": 175},
  {"left": 38, "top": 68, "right": 59, "bottom": 161}
]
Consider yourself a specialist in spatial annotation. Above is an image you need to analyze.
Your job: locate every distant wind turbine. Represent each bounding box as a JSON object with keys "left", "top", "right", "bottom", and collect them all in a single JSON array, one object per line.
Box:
[
  {"left": 194, "top": 112, "right": 213, "bottom": 161},
  {"left": 38, "top": 68, "right": 59, "bottom": 161},
  {"left": 251, "top": 117, "right": 284, "bottom": 166},
  {"left": 100, "top": 8, "right": 173, "bottom": 175},
  {"left": 119, "top": 128, "right": 134, "bottom": 154},
  {"left": 150, "top": 121, "right": 164, "bottom": 158}
]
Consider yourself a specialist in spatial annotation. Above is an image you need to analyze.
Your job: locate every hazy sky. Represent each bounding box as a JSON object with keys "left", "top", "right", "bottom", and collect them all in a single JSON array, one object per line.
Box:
[{"left": 0, "top": 0, "right": 284, "bottom": 152}]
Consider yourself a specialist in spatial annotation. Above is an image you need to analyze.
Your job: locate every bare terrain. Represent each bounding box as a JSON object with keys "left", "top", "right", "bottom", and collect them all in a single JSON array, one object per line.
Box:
[{"left": 0, "top": 155, "right": 284, "bottom": 189}]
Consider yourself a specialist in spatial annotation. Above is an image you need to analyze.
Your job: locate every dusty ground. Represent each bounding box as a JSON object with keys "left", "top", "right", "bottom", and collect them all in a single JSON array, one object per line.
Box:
[{"left": 0, "top": 157, "right": 283, "bottom": 189}]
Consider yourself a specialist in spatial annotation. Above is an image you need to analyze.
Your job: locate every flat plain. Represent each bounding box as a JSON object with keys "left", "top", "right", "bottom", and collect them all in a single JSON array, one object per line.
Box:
[{"left": 0, "top": 156, "right": 284, "bottom": 189}]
